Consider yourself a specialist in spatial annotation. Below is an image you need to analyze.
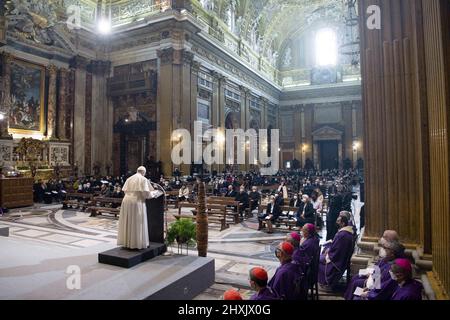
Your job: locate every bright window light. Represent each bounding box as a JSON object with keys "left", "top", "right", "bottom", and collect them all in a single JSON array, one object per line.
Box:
[
  {"left": 315, "top": 28, "right": 337, "bottom": 66},
  {"left": 97, "top": 18, "right": 111, "bottom": 35}
]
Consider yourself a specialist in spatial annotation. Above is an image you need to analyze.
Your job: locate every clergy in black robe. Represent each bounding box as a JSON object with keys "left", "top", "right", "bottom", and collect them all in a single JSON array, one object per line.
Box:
[
  {"left": 318, "top": 215, "right": 355, "bottom": 288},
  {"left": 249, "top": 187, "right": 261, "bottom": 211},
  {"left": 296, "top": 195, "right": 315, "bottom": 227},
  {"left": 326, "top": 193, "right": 343, "bottom": 241},
  {"left": 33, "top": 180, "right": 45, "bottom": 203},
  {"left": 234, "top": 187, "right": 249, "bottom": 217}
]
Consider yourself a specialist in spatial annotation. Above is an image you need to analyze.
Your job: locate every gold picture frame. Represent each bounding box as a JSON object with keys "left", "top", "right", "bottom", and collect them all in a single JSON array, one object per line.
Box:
[{"left": 8, "top": 59, "right": 46, "bottom": 135}]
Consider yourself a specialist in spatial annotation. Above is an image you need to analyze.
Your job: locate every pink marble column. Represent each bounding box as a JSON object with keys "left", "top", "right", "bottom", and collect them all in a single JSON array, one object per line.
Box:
[
  {"left": 57, "top": 68, "right": 70, "bottom": 141},
  {"left": 0, "top": 52, "right": 12, "bottom": 139},
  {"left": 46, "top": 64, "right": 58, "bottom": 140}
]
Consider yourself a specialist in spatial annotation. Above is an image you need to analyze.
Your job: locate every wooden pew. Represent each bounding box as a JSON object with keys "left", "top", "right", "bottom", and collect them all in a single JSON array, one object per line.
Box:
[
  {"left": 257, "top": 204, "right": 300, "bottom": 231},
  {"left": 87, "top": 197, "right": 123, "bottom": 217},
  {"left": 174, "top": 202, "right": 228, "bottom": 231},
  {"left": 207, "top": 197, "right": 242, "bottom": 224},
  {"left": 62, "top": 193, "right": 94, "bottom": 210},
  {"left": 165, "top": 190, "right": 180, "bottom": 209}
]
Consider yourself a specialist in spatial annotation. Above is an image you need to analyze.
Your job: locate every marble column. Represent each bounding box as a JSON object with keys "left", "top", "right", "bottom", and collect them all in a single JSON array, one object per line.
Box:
[
  {"left": 211, "top": 70, "right": 221, "bottom": 174},
  {"left": 358, "top": 0, "right": 450, "bottom": 298},
  {"left": 300, "top": 105, "right": 306, "bottom": 167},
  {"left": 294, "top": 105, "right": 302, "bottom": 161},
  {"left": 46, "top": 65, "right": 58, "bottom": 140},
  {"left": 352, "top": 102, "right": 358, "bottom": 165},
  {"left": 72, "top": 56, "right": 89, "bottom": 176},
  {"left": 57, "top": 68, "right": 70, "bottom": 141},
  {"left": 342, "top": 101, "right": 353, "bottom": 163},
  {"left": 0, "top": 3, "right": 6, "bottom": 46},
  {"left": 211, "top": 71, "right": 220, "bottom": 129},
  {"left": 0, "top": 52, "right": 12, "bottom": 139},
  {"left": 313, "top": 142, "right": 319, "bottom": 170},
  {"left": 157, "top": 48, "right": 194, "bottom": 176},
  {"left": 261, "top": 98, "right": 268, "bottom": 129},
  {"left": 218, "top": 75, "right": 227, "bottom": 129},
  {"left": 216, "top": 73, "right": 227, "bottom": 173},
  {"left": 421, "top": 0, "right": 450, "bottom": 296},
  {"left": 91, "top": 60, "right": 111, "bottom": 175},
  {"left": 239, "top": 86, "right": 250, "bottom": 171}
]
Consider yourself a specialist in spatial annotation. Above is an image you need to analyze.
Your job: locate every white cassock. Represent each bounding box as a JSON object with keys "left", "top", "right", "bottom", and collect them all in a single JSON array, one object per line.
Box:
[{"left": 117, "top": 172, "right": 154, "bottom": 250}]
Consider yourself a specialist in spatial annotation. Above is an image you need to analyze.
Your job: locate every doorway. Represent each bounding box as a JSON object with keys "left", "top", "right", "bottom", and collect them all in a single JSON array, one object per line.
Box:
[
  {"left": 120, "top": 134, "right": 147, "bottom": 175},
  {"left": 319, "top": 140, "right": 339, "bottom": 170}
]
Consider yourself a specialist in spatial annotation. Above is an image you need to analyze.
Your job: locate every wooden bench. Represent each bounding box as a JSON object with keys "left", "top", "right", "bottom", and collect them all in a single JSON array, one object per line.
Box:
[
  {"left": 62, "top": 193, "right": 94, "bottom": 210},
  {"left": 207, "top": 197, "right": 242, "bottom": 224},
  {"left": 175, "top": 202, "right": 228, "bottom": 231},
  {"left": 258, "top": 204, "right": 300, "bottom": 231},
  {"left": 62, "top": 199, "right": 78, "bottom": 209},
  {"left": 208, "top": 196, "right": 253, "bottom": 218},
  {"left": 165, "top": 190, "right": 180, "bottom": 209},
  {"left": 87, "top": 197, "right": 123, "bottom": 217}
]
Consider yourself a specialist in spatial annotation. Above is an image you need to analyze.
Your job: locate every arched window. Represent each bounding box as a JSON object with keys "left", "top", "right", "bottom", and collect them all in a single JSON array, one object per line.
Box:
[{"left": 315, "top": 28, "right": 337, "bottom": 66}]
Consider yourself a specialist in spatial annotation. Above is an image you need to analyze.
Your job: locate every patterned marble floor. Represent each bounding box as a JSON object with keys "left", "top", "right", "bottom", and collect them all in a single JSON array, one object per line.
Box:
[{"left": 0, "top": 199, "right": 362, "bottom": 300}]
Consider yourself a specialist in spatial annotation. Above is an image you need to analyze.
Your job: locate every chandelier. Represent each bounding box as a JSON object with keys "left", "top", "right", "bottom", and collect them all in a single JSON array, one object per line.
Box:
[{"left": 339, "top": 0, "right": 360, "bottom": 67}]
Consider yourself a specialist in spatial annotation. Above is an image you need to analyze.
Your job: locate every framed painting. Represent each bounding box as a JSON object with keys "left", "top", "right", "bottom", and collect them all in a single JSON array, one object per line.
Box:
[{"left": 9, "top": 59, "right": 45, "bottom": 134}]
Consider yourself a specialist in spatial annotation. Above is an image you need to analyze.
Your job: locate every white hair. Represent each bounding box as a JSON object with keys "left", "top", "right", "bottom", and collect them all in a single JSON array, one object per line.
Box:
[{"left": 137, "top": 166, "right": 146, "bottom": 174}]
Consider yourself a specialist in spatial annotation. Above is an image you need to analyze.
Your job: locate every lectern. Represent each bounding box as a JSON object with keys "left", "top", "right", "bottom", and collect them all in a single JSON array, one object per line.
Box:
[{"left": 146, "top": 195, "right": 165, "bottom": 243}]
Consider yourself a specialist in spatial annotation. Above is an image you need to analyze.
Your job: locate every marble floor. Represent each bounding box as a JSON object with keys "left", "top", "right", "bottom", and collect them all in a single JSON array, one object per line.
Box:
[{"left": 0, "top": 198, "right": 363, "bottom": 300}]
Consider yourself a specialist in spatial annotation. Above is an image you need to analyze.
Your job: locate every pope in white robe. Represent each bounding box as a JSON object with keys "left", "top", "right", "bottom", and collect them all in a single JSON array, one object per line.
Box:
[{"left": 117, "top": 166, "right": 154, "bottom": 250}]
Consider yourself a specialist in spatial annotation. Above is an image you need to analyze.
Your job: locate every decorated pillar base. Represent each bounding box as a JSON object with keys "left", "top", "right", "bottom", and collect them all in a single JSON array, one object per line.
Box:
[
  {"left": 0, "top": 139, "right": 14, "bottom": 166},
  {"left": 48, "top": 141, "right": 71, "bottom": 166}
]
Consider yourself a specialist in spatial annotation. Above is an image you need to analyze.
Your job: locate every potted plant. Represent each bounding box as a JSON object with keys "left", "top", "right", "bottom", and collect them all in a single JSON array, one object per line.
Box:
[{"left": 166, "top": 218, "right": 196, "bottom": 247}]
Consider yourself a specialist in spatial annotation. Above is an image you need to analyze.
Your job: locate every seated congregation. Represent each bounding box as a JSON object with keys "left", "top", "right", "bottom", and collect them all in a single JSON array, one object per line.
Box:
[{"left": 223, "top": 227, "right": 424, "bottom": 301}]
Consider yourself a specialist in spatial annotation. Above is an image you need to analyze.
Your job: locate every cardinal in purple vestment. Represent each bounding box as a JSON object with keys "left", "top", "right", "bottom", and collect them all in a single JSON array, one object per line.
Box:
[
  {"left": 390, "top": 259, "right": 423, "bottom": 300},
  {"left": 293, "top": 224, "right": 320, "bottom": 273},
  {"left": 249, "top": 267, "right": 280, "bottom": 300},
  {"left": 268, "top": 242, "right": 305, "bottom": 300},
  {"left": 345, "top": 240, "right": 406, "bottom": 300}
]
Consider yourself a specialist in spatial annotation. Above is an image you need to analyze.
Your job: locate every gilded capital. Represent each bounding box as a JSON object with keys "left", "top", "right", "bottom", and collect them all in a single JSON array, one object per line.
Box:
[
  {"left": 47, "top": 64, "right": 58, "bottom": 75},
  {"left": 157, "top": 48, "right": 175, "bottom": 65},
  {"left": 71, "top": 55, "right": 90, "bottom": 70},
  {"left": 1, "top": 52, "right": 12, "bottom": 64}
]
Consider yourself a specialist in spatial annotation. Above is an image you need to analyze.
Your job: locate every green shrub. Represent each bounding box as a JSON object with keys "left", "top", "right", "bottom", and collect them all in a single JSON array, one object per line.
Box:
[{"left": 166, "top": 218, "right": 196, "bottom": 245}]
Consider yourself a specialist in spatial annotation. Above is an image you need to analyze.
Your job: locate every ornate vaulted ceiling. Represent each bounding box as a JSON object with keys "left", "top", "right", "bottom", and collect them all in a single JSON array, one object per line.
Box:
[
  {"left": 197, "top": 0, "right": 348, "bottom": 57},
  {"left": 3, "top": 0, "right": 353, "bottom": 71}
]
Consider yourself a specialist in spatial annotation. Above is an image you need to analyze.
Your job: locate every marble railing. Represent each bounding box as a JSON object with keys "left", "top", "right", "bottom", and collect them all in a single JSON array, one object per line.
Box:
[{"left": 280, "top": 64, "right": 361, "bottom": 87}]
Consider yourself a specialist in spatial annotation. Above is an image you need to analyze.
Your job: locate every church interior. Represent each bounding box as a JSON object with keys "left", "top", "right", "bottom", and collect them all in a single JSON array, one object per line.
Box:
[{"left": 0, "top": 0, "right": 449, "bottom": 302}]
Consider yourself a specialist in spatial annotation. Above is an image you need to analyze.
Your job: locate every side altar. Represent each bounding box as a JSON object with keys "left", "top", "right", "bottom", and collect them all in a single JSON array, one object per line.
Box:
[{"left": 0, "top": 138, "right": 72, "bottom": 180}]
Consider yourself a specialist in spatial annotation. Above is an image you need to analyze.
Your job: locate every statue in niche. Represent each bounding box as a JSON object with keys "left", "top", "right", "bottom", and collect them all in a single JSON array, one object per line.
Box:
[
  {"left": 250, "top": 26, "right": 257, "bottom": 48},
  {"left": 235, "top": 16, "right": 243, "bottom": 36},
  {"left": 127, "top": 107, "right": 138, "bottom": 122},
  {"left": 283, "top": 47, "right": 292, "bottom": 68},
  {"left": 226, "top": 0, "right": 236, "bottom": 34},
  {"left": 200, "top": 0, "right": 208, "bottom": 8},
  {"left": 201, "top": 0, "right": 214, "bottom": 11}
]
